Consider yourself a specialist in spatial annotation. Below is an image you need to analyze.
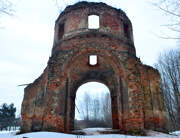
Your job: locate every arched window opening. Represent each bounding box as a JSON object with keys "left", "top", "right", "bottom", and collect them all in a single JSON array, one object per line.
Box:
[
  {"left": 88, "top": 15, "right": 100, "bottom": 29},
  {"left": 74, "top": 82, "right": 112, "bottom": 130},
  {"left": 89, "top": 55, "right": 97, "bottom": 66},
  {"left": 58, "top": 23, "right": 64, "bottom": 40}
]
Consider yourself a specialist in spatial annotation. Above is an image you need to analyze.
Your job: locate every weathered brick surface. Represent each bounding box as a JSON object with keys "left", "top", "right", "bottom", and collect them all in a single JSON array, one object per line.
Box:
[{"left": 21, "top": 2, "right": 166, "bottom": 133}]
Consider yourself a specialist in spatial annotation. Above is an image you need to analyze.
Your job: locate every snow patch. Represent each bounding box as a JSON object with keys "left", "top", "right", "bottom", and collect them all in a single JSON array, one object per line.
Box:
[
  {"left": 171, "top": 131, "right": 180, "bottom": 135},
  {"left": 0, "top": 129, "right": 179, "bottom": 138}
]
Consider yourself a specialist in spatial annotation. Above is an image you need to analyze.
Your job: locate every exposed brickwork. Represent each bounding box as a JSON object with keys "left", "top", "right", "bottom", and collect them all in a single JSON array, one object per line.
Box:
[{"left": 21, "top": 1, "right": 166, "bottom": 133}]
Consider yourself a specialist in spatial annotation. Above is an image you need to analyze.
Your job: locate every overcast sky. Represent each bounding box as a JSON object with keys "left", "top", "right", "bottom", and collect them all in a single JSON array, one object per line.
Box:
[{"left": 0, "top": 0, "right": 178, "bottom": 116}]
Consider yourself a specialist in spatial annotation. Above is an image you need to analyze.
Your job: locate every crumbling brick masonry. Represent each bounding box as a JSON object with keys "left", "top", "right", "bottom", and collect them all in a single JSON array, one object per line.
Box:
[{"left": 21, "top": 2, "right": 166, "bottom": 133}]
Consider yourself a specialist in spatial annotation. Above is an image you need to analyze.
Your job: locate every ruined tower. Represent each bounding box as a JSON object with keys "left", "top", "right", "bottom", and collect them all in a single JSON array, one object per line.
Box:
[{"left": 21, "top": 2, "right": 166, "bottom": 133}]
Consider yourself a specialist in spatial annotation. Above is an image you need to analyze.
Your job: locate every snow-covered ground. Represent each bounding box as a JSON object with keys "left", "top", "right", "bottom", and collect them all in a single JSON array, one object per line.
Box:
[
  {"left": 0, "top": 128, "right": 180, "bottom": 138},
  {"left": 171, "top": 131, "right": 180, "bottom": 135}
]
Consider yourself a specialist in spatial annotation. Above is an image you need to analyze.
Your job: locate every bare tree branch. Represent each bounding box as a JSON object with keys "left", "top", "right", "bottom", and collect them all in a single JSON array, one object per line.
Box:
[
  {"left": 158, "top": 6, "right": 180, "bottom": 17},
  {"left": 153, "top": 0, "right": 180, "bottom": 40},
  {"left": 0, "top": 0, "right": 14, "bottom": 16}
]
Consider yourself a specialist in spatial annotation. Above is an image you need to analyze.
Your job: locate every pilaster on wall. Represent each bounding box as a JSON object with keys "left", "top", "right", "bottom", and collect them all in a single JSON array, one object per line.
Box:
[{"left": 138, "top": 64, "right": 166, "bottom": 131}]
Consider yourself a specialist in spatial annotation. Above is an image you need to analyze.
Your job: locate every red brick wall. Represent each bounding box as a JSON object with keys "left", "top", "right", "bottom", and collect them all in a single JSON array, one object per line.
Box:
[{"left": 21, "top": 2, "right": 166, "bottom": 133}]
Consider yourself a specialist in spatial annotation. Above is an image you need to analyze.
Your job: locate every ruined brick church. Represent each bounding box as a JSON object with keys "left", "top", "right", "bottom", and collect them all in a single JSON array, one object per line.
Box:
[{"left": 21, "top": 2, "right": 166, "bottom": 133}]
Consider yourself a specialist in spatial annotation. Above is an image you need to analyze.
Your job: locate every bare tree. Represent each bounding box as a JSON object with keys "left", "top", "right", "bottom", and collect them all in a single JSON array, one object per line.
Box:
[
  {"left": 92, "top": 98, "right": 100, "bottom": 121},
  {"left": 77, "top": 92, "right": 91, "bottom": 121},
  {"left": 84, "top": 92, "right": 91, "bottom": 121},
  {"left": 0, "top": 0, "right": 14, "bottom": 16},
  {"left": 52, "top": 0, "right": 80, "bottom": 13},
  {"left": 75, "top": 91, "right": 112, "bottom": 128},
  {"left": 153, "top": 0, "right": 180, "bottom": 39},
  {"left": 155, "top": 48, "right": 180, "bottom": 131},
  {"left": 102, "top": 93, "right": 112, "bottom": 127}
]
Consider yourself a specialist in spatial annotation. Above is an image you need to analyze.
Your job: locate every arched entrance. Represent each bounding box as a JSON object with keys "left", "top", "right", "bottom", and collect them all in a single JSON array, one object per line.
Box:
[
  {"left": 74, "top": 82, "right": 112, "bottom": 129},
  {"left": 63, "top": 48, "right": 127, "bottom": 132}
]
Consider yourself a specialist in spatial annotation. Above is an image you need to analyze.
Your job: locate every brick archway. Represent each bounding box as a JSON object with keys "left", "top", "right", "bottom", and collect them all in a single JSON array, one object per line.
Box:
[
  {"left": 61, "top": 48, "right": 128, "bottom": 132},
  {"left": 69, "top": 80, "right": 118, "bottom": 131},
  {"left": 21, "top": 2, "right": 166, "bottom": 133}
]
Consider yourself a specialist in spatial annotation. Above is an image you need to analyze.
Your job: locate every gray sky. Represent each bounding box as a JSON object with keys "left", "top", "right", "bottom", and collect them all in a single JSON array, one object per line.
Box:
[{"left": 0, "top": 0, "right": 178, "bottom": 115}]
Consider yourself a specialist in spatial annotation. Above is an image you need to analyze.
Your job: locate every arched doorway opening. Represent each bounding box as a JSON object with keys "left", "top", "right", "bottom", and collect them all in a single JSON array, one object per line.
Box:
[{"left": 74, "top": 82, "right": 112, "bottom": 130}]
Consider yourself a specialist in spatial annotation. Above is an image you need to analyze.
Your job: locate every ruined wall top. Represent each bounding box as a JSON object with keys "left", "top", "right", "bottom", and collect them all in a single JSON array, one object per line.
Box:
[
  {"left": 52, "top": 1, "right": 135, "bottom": 55},
  {"left": 56, "top": 2, "right": 129, "bottom": 22}
]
